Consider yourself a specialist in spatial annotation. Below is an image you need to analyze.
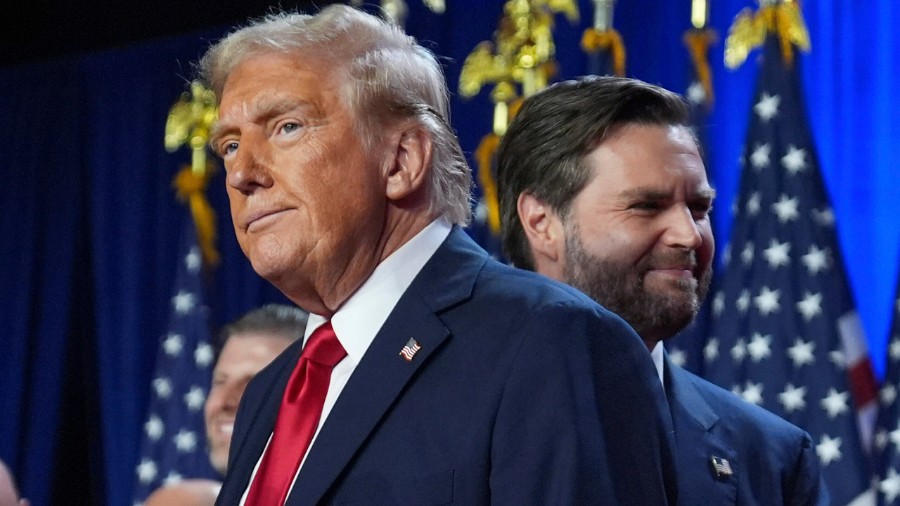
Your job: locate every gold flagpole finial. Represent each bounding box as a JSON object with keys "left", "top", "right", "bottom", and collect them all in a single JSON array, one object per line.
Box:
[
  {"left": 164, "top": 81, "right": 217, "bottom": 176},
  {"left": 459, "top": 0, "right": 577, "bottom": 119},
  {"left": 724, "top": 0, "right": 810, "bottom": 69},
  {"left": 165, "top": 81, "right": 220, "bottom": 266},
  {"left": 460, "top": 0, "right": 576, "bottom": 235}
]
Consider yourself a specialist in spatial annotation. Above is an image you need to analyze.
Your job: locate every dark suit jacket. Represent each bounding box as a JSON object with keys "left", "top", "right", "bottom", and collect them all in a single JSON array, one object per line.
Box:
[
  {"left": 217, "top": 228, "right": 677, "bottom": 505},
  {"left": 665, "top": 355, "right": 826, "bottom": 505}
]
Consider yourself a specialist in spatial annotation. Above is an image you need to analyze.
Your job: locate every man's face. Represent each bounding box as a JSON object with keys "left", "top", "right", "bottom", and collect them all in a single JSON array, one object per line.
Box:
[
  {"left": 204, "top": 333, "right": 294, "bottom": 475},
  {"left": 213, "top": 52, "right": 390, "bottom": 310},
  {"left": 561, "top": 123, "right": 715, "bottom": 345}
]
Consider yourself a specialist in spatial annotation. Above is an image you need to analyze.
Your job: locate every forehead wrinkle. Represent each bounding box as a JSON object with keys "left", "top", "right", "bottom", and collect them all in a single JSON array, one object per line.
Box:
[
  {"left": 230, "top": 93, "right": 316, "bottom": 125},
  {"left": 253, "top": 94, "right": 314, "bottom": 118}
]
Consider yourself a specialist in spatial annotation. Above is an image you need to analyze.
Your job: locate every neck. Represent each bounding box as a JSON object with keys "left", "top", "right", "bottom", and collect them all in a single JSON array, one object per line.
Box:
[
  {"left": 642, "top": 336, "right": 662, "bottom": 352},
  {"left": 289, "top": 211, "right": 438, "bottom": 317}
]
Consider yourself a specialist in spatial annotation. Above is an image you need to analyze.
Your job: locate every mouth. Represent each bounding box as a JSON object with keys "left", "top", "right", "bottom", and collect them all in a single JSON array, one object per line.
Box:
[
  {"left": 647, "top": 266, "right": 695, "bottom": 279},
  {"left": 643, "top": 259, "right": 701, "bottom": 286},
  {"left": 245, "top": 208, "right": 289, "bottom": 232},
  {"left": 211, "top": 418, "right": 234, "bottom": 439}
]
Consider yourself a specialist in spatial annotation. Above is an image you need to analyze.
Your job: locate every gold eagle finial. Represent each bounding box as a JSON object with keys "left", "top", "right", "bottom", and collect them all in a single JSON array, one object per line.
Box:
[{"left": 725, "top": 1, "right": 810, "bottom": 69}]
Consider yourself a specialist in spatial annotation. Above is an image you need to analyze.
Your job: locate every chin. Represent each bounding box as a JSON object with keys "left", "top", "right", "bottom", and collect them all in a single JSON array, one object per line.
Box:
[
  {"left": 249, "top": 258, "right": 284, "bottom": 282},
  {"left": 248, "top": 247, "right": 295, "bottom": 282},
  {"left": 244, "top": 233, "right": 296, "bottom": 269},
  {"left": 210, "top": 451, "right": 228, "bottom": 476}
]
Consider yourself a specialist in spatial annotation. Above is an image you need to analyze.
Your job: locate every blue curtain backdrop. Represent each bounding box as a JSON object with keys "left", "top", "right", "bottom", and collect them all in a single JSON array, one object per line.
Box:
[{"left": 0, "top": 1, "right": 897, "bottom": 504}]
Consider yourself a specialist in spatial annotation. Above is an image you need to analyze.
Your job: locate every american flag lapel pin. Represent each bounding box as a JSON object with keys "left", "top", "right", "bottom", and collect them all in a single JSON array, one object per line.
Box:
[
  {"left": 399, "top": 338, "right": 422, "bottom": 362},
  {"left": 709, "top": 456, "right": 733, "bottom": 480}
]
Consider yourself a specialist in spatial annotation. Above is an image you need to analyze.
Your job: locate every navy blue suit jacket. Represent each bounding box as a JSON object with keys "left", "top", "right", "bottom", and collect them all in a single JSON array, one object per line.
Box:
[
  {"left": 665, "top": 355, "right": 825, "bottom": 505},
  {"left": 217, "top": 228, "right": 677, "bottom": 505}
]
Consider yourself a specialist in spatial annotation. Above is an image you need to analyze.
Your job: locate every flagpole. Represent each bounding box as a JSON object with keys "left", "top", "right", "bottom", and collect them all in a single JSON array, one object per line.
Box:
[
  {"left": 691, "top": 0, "right": 708, "bottom": 30},
  {"left": 581, "top": 0, "right": 625, "bottom": 77}
]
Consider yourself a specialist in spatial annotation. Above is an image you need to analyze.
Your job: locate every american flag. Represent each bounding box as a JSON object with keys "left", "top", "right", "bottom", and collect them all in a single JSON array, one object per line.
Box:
[
  {"left": 131, "top": 218, "right": 218, "bottom": 504},
  {"left": 709, "top": 456, "right": 733, "bottom": 479},
  {"left": 874, "top": 276, "right": 900, "bottom": 504},
  {"left": 399, "top": 338, "right": 422, "bottom": 362},
  {"left": 700, "top": 35, "right": 877, "bottom": 505}
]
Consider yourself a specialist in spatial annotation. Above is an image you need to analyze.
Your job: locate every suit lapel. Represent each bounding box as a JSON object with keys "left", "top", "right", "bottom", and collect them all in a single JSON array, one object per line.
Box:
[
  {"left": 665, "top": 356, "right": 719, "bottom": 432},
  {"left": 286, "top": 228, "right": 485, "bottom": 505},
  {"left": 219, "top": 341, "right": 302, "bottom": 501},
  {"left": 665, "top": 356, "right": 737, "bottom": 505}
]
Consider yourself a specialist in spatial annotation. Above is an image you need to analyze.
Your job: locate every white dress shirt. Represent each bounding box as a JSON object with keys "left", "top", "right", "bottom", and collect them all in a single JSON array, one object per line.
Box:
[
  {"left": 651, "top": 341, "right": 665, "bottom": 388},
  {"left": 240, "top": 218, "right": 452, "bottom": 505}
]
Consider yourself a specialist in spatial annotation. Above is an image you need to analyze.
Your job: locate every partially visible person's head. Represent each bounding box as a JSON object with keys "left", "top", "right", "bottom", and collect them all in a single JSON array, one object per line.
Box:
[
  {"left": 497, "top": 76, "right": 715, "bottom": 347},
  {"left": 204, "top": 304, "right": 307, "bottom": 475},
  {"left": 200, "top": 6, "right": 471, "bottom": 314},
  {"left": 0, "top": 460, "right": 26, "bottom": 506}
]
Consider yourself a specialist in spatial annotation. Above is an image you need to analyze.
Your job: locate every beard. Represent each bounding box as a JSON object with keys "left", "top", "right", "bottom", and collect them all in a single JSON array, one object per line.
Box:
[{"left": 563, "top": 228, "right": 712, "bottom": 343}]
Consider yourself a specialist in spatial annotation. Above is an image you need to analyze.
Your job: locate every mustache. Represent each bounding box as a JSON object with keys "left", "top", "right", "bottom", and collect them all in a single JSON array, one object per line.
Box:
[{"left": 638, "top": 249, "right": 698, "bottom": 272}]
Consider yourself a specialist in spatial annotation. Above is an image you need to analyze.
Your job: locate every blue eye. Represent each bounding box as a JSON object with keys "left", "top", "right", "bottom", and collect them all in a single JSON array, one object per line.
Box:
[
  {"left": 222, "top": 141, "right": 239, "bottom": 155},
  {"left": 280, "top": 122, "right": 301, "bottom": 134}
]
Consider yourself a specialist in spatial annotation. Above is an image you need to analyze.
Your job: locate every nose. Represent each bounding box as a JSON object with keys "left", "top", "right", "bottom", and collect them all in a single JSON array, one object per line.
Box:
[
  {"left": 206, "top": 381, "right": 241, "bottom": 415},
  {"left": 226, "top": 137, "right": 274, "bottom": 195},
  {"left": 662, "top": 206, "right": 703, "bottom": 250},
  {"left": 220, "top": 382, "right": 243, "bottom": 412}
]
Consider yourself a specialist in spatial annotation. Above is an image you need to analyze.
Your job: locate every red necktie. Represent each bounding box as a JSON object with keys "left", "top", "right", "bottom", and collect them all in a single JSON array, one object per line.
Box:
[{"left": 245, "top": 321, "right": 347, "bottom": 505}]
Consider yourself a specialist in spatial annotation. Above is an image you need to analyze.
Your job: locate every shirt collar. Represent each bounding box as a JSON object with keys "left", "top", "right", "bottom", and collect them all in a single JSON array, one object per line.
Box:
[
  {"left": 650, "top": 341, "right": 665, "bottom": 386},
  {"left": 305, "top": 218, "right": 452, "bottom": 364}
]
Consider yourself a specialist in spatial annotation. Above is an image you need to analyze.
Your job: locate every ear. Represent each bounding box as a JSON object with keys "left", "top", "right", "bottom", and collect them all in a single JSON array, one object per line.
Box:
[
  {"left": 517, "top": 192, "right": 566, "bottom": 269},
  {"left": 384, "top": 123, "right": 433, "bottom": 202}
]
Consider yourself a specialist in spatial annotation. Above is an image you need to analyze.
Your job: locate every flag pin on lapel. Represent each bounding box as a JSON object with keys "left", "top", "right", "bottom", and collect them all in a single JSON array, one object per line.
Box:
[
  {"left": 709, "top": 456, "right": 733, "bottom": 480},
  {"left": 399, "top": 338, "right": 422, "bottom": 362}
]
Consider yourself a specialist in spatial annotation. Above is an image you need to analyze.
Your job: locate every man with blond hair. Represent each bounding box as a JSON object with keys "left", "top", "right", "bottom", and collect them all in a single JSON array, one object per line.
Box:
[{"left": 202, "top": 6, "right": 676, "bottom": 505}]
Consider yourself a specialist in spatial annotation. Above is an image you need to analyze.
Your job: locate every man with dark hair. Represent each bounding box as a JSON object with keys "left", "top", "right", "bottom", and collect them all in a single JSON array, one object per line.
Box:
[
  {"left": 145, "top": 304, "right": 306, "bottom": 506},
  {"left": 497, "top": 75, "right": 825, "bottom": 505},
  {"left": 201, "top": 6, "right": 675, "bottom": 505}
]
